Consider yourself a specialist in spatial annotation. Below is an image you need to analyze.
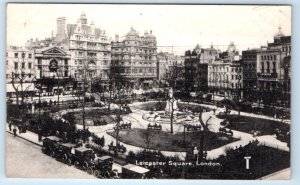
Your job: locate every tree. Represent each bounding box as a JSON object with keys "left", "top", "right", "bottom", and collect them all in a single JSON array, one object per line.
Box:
[
  {"left": 74, "top": 60, "right": 94, "bottom": 142},
  {"left": 7, "top": 54, "right": 35, "bottom": 123},
  {"left": 108, "top": 66, "right": 129, "bottom": 156},
  {"left": 164, "top": 66, "right": 180, "bottom": 134},
  {"left": 198, "top": 108, "right": 212, "bottom": 161}
]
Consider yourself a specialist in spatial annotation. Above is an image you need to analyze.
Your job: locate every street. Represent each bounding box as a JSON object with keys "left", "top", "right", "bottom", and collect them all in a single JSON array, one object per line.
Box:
[{"left": 6, "top": 133, "right": 95, "bottom": 178}]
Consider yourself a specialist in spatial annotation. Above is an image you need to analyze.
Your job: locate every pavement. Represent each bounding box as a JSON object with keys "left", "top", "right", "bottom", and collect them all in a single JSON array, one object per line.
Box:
[
  {"left": 6, "top": 133, "right": 95, "bottom": 178},
  {"left": 5, "top": 125, "right": 123, "bottom": 174}
]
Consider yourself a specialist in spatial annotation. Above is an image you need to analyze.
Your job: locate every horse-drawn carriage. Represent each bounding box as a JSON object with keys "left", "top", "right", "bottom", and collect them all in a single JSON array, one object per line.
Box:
[
  {"left": 218, "top": 127, "right": 233, "bottom": 136},
  {"left": 86, "top": 156, "right": 117, "bottom": 178},
  {"left": 113, "top": 122, "right": 132, "bottom": 130},
  {"left": 108, "top": 142, "right": 127, "bottom": 154},
  {"left": 147, "top": 123, "right": 162, "bottom": 131},
  {"left": 185, "top": 124, "right": 202, "bottom": 132}
]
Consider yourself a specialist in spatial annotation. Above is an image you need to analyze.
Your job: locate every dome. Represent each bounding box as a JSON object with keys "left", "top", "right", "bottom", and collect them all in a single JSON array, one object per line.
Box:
[
  {"left": 146, "top": 29, "right": 156, "bottom": 39},
  {"left": 127, "top": 27, "right": 138, "bottom": 36},
  {"left": 80, "top": 11, "right": 87, "bottom": 19},
  {"left": 274, "top": 25, "right": 284, "bottom": 38}
]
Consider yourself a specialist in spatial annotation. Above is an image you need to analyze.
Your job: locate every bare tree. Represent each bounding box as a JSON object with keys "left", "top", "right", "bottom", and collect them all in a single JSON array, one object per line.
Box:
[
  {"left": 108, "top": 66, "right": 129, "bottom": 156},
  {"left": 164, "top": 66, "right": 181, "bottom": 134}
]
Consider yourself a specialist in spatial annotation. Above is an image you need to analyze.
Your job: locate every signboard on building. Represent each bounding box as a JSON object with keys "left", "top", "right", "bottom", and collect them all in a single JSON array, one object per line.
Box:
[{"left": 49, "top": 59, "right": 58, "bottom": 72}]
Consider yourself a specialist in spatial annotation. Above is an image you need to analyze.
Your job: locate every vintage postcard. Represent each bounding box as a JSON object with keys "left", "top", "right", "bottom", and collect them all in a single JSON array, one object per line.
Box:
[{"left": 6, "top": 3, "right": 291, "bottom": 179}]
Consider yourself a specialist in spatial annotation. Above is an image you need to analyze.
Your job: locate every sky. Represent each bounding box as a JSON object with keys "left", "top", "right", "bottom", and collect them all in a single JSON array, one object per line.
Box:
[{"left": 6, "top": 4, "right": 291, "bottom": 54}]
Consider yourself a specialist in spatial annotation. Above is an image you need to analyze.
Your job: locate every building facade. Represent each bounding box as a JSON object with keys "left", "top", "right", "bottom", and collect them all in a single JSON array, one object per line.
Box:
[
  {"left": 111, "top": 27, "right": 157, "bottom": 89},
  {"left": 157, "top": 52, "right": 184, "bottom": 81},
  {"left": 34, "top": 46, "right": 72, "bottom": 95},
  {"left": 208, "top": 43, "right": 243, "bottom": 100},
  {"left": 6, "top": 46, "right": 36, "bottom": 98},
  {"left": 184, "top": 44, "right": 218, "bottom": 92},
  {"left": 25, "top": 12, "right": 111, "bottom": 92},
  {"left": 256, "top": 27, "right": 291, "bottom": 106},
  {"left": 241, "top": 49, "right": 259, "bottom": 101}
]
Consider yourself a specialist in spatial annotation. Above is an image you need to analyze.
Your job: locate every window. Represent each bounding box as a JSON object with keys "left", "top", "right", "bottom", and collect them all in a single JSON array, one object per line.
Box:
[
  {"left": 22, "top": 62, "right": 25, "bottom": 69},
  {"left": 261, "top": 56, "right": 263, "bottom": 60},
  {"left": 28, "top": 54, "right": 32, "bottom": 58},
  {"left": 261, "top": 62, "right": 264, "bottom": 73},
  {"left": 14, "top": 53, "right": 18, "bottom": 58},
  {"left": 14, "top": 62, "right": 18, "bottom": 69},
  {"left": 266, "top": 62, "right": 270, "bottom": 73},
  {"left": 273, "top": 62, "right": 276, "bottom": 73},
  {"left": 22, "top": 53, "right": 25, "bottom": 58},
  {"left": 28, "top": 63, "right": 32, "bottom": 69},
  {"left": 28, "top": 74, "right": 32, "bottom": 78},
  {"left": 274, "top": 55, "right": 277, "bottom": 60}
]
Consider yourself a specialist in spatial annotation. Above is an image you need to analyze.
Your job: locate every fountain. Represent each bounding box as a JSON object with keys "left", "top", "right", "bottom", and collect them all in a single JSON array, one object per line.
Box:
[
  {"left": 165, "top": 88, "right": 179, "bottom": 115},
  {"left": 142, "top": 88, "right": 199, "bottom": 125}
]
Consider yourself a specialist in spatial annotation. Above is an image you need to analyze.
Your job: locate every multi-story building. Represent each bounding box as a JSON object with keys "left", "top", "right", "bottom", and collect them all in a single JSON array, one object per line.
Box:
[
  {"left": 111, "top": 27, "right": 157, "bottom": 89},
  {"left": 184, "top": 44, "right": 218, "bottom": 92},
  {"left": 25, "top": 12, "right": 111, "bottom": 91},
  {"left": 66, "top": 13, "right": 111, "bottom": 90},
  {"left": 157, "top": 52, "right": 184, "bottom": 81},
  {"left": 6, "top": 46, "right": 36, "bottom": 98},
  {"left": 256, "top": 26, "right": 291, "bottom": 106},
  {"left": 241, "top": 49, "right": 259, "bottom": 101},
  {"left": 34, "top": 46, "right": 72, "bottom": 95},
  {"left": 208, "top": 43, "right": 243, "bottom": 99}
]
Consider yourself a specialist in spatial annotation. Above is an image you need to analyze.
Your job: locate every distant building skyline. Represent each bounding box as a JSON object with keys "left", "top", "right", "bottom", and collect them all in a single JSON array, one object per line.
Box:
[{"left": 7, "top": 4, "right": 291, "bottom": 54}]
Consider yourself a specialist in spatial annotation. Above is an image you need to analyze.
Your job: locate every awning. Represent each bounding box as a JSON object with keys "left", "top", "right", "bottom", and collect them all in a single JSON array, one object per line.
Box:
[{"left": 6, "top": 83, "right": 36, "bottom": 93}]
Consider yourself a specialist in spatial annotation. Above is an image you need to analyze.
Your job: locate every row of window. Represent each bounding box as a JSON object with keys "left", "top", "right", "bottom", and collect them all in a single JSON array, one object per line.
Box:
[
  {"left": 14, "top": 62, "right": 32, "bottom": 70},
  {"left": 261, "top": 55, "right": 277, "bottom": 61},
  {"left": 209, "top": 83, "right": 242, "bottom": 89},
  {"left": 260, "top": 61, "right": 276, "bottom": 73},
  {"left": 244, "top": 63, "right": 256, "bottom": 69},
  {"left": 7, "top": 73, "right": 33, "bottom": 79},
  {"left": 209, "top": 66, "right": 242, "bottom": 73},
  {"left": 9, "top": 52, "right": 32, "bottom": 59}
]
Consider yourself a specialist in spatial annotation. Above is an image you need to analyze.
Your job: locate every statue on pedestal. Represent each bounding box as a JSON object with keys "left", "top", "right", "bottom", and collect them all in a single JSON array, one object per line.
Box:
[{"left": 165, "top": 88, "right": 178, "bottom": 115}]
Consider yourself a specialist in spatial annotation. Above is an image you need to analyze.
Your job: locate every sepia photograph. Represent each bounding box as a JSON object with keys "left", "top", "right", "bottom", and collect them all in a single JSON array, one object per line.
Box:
[{"left": 5, "top": 3, "right": 291, "bottom": 179}]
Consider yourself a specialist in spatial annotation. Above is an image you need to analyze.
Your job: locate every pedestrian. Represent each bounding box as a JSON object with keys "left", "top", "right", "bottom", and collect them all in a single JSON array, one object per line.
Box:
[
  {"left": 8, "top": 122, "right": 12, "bottom": 131},
  {"left": 18, "top": 125, "right": 21, "bottom": 134},
  {"left": 13, "top": 126, "right": 17, "bottom": 137}
]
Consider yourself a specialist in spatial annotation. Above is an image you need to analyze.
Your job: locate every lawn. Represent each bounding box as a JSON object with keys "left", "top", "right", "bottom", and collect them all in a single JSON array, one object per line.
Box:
[
  {"left": 65, "top": 109, "right": 116, "bottom": 125},
  {"left": 107, "top": 128, "right": 239, "bottom": 152},
  {"left": 222, "top": 115, "right": 290, "bottom": 135}
]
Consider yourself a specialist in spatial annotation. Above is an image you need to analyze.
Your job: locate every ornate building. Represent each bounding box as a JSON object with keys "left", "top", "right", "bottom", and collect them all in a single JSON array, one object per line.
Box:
[
  {"left": 34, "top": 46, "right": 72, "bottom": 95},
  {"left": 66, "top": 12, "right": 111, "bottom": 90},
  {"left": 208, "top": 42, "right": 243, "bottom": 99},
  {"left": 256, "top": 26, "right": 291, "bottom": 106},
  {"left": 111, "top": 27, "right": 157, "bottom": 89},
  {"left": 25, "top": 12, "right": 111, "bottom": 91}
]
